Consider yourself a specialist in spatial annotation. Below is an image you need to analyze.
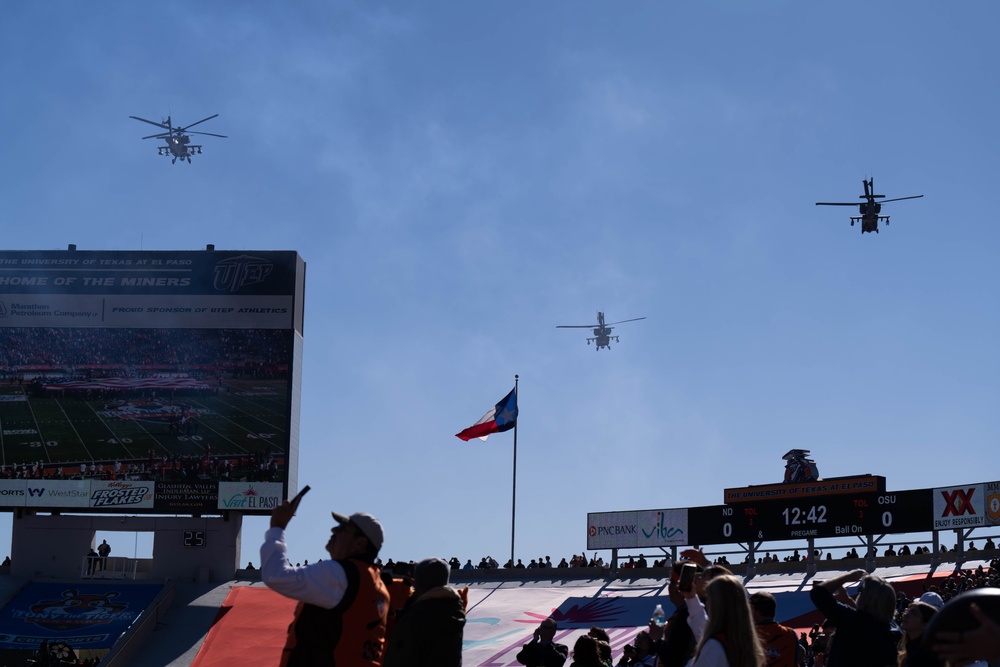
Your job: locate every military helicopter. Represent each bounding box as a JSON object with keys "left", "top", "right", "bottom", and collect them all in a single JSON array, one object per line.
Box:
[
  {"left": 557, "top": 311, "right": 646, "bottom": 351},
  {"left": 816, "top": 178, "right": 923, "bottom": 234},
  {"left": 129, "top": 114, "right": 227, "bottom": 164}
]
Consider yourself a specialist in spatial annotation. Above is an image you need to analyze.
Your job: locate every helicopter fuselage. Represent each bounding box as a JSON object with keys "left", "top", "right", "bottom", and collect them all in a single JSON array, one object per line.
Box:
[
  {"left": 156, "top": 136, "right": 201, "bottom": 159},
  {"left": 854, "top": 200, "right": 886, "bottom": 234},
  {"left": 587, "top": 328, "right": 618, "bottom": 350}
]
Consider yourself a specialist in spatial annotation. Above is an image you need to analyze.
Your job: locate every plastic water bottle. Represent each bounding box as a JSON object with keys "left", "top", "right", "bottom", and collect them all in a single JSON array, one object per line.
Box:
[{"left": 651, "top": 603, "right": 666, "bottom": 627}]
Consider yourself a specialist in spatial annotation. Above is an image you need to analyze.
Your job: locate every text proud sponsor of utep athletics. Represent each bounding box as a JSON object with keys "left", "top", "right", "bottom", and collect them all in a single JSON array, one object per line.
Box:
[{"left": 217, "top": 481, "right": 283, "bottom": 511}]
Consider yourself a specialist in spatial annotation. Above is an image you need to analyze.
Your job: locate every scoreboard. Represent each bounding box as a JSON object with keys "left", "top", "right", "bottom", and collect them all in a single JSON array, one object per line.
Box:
[
  {"left": 687, "top": 489, "right": 934, "bottom": 544},
  {"left": 586, "top": 482, "right": 997, "bottom": 550}
]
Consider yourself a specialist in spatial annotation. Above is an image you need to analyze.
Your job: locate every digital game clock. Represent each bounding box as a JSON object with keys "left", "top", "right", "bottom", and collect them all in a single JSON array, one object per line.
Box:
[{"left": 688, "top": 489, "right": 933, "bottom": 544}]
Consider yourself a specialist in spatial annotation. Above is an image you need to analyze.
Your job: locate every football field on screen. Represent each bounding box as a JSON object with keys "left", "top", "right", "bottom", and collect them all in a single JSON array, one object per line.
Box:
[{"left": 0, "top": 379, "right": 289, "bottom": 469}]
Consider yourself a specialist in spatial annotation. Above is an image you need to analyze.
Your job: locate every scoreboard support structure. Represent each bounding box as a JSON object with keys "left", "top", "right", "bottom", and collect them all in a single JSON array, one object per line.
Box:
[{"left": 9, "top": 510, "right": 246, "bottom": 582}]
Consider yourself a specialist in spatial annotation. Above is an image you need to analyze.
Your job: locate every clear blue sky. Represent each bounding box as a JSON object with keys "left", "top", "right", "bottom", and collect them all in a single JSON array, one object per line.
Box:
[{"left": 2, "top": 1, "right": 998, "bottom": 568}]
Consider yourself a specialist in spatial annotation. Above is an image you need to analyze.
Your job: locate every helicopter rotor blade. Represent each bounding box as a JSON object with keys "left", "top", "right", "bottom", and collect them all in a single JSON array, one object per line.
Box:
[
  {"left": 816, "top": 202, "right": 860, "bottom": 206},
  {"left": 141, "top": 132, "right": 171, "bottom": 140},
  {"left": 185, "top": 131, "right": 228, "bottom": 138},
  {"left": 879, "top": 195, "right": 924, "bottom": 204},
  {"left": 130, "top": 116, "right": 170, "bottom": 130},
  {"left": 556, "top": 325, "right": 598, "bottom": 329},
  {"left": 178, "top": 114, "right": 219, "bottom": 131},
  {"left": 604, "top": 317, "right": 646, "bottom": 325}
]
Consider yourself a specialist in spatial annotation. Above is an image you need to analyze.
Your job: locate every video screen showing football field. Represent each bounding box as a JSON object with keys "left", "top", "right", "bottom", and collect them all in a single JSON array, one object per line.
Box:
[{"left": 0, "top": 328, "right": 291, "bottom": 480}]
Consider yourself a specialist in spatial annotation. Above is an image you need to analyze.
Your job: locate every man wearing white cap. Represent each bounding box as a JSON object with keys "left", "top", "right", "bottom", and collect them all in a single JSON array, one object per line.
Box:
[{"left": 261, "top": 496, "right": 390, "bottom": 667}]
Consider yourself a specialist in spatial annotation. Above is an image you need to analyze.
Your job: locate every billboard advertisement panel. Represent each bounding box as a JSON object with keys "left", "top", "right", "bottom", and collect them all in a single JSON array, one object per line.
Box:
[
  {"left": 587, "top": 511, "right": 638, "bottom": 550},
  {"left": 0, "top": 249, "right": 304, "bottom": 515},
  {"left": 217, "top": 481, "right": 284, "bottom": 512},
  {"left": 587, "top": 509, "right": 689, "bottom": 550},
  {"left": 987, "top": 481, "right": 1000, "bottom": 526},
  {"left": 933, "top": 483, "right": 986, "bottom": 530}
]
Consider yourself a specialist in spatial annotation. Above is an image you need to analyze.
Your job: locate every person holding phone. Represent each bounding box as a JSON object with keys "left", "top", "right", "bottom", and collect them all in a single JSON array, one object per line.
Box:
[
  {"left": 515, "top": 617, "right": 568, "bottom": 667},
  {"left": 682, "top": 563, "right": 735, "bottom": 644},
  {"left": 260, "top": 486, "right": 390, "bottom": 667},
  {"left": 648, "top": 560, "right": 703, "bottom": 667}
]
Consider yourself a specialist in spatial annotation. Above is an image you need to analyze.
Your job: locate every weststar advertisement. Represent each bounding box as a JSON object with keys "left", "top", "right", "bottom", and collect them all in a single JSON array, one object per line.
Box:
[
  {"left": 27, "top": 480, "right": 90, "bottom": 508},
  {"left": 0, "top": 480, "right": 107, "bottom": 509}
]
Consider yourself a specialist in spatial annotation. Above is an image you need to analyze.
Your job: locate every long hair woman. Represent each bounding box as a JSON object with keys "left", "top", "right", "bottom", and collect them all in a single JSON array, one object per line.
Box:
[
  {"left": 692, "top": 575, "right": 765, "bottom": 667},
  {"left": 897, "top": 601, "right": 942, "bottom": 667}
]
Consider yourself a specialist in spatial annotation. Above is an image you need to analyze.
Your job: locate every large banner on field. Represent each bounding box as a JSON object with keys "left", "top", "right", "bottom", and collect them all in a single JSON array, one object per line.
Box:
[
  {"left": 0, "top": 582, "right": 162, "bottom": 650},
  {"left": 0, "top": 249, "right": 304, "bottom": 514}
]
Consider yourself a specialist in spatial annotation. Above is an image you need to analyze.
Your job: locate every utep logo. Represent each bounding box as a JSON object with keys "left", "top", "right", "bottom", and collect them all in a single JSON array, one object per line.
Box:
[
  {"left": 941, "top": 488, "right": 976, "bottom": 517},
  {"left": 642, "top": 511, "right": 684, "bottom": 540},
  {"left": 213, "top": 255, "right": 274, "bottom": 292},
  {"left": 91, "top": 486, "right": 151, "bottom": 507},
  {"left": 22, "top": 590, "right": 127, "bottom": 632},
  {"left": 222, "top": 486, "right": 278, "bottom": 510}
]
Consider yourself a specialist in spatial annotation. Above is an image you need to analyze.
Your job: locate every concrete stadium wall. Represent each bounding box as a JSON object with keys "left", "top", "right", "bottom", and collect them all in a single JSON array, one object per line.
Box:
[{"left": 10, "top": 512, "right": 244, "bottom": 582}]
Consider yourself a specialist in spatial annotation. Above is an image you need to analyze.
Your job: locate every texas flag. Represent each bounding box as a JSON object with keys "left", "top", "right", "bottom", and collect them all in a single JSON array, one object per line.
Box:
[{"left": 455, "top": 387, "right": 518, "bottom": 441}]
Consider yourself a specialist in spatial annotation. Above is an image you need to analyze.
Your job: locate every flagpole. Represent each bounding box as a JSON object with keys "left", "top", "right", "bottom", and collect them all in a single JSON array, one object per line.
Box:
[{"left": 510, "top": 374, "right": 518, "bottom": 569}]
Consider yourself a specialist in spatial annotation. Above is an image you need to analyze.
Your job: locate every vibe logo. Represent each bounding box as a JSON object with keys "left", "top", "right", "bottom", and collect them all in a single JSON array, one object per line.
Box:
[
  {"left": 941, "top": 488, "right": 976, "bottom": 517},
  {"left": 641, "top": 511, "right": 685, "bottom": 540}
]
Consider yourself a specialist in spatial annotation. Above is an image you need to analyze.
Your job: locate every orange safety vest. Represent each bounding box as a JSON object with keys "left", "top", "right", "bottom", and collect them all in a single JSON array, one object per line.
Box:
[{"left": 280, "top": 559, "right": 390, "bottom": 667}]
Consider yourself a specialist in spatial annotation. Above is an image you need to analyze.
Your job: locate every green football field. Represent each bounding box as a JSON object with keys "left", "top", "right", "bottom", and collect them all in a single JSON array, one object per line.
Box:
[{"left": 0, "top": 379, "right": 290, "bottom": 469}]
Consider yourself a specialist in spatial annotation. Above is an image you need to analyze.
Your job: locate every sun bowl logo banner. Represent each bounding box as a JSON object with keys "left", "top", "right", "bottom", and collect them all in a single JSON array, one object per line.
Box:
[
  {"left": 218, "top": 481, "right": 283, "bottom": 510},
  {"left": 0, "top": 583, "right": 162, "bottom": 649}
]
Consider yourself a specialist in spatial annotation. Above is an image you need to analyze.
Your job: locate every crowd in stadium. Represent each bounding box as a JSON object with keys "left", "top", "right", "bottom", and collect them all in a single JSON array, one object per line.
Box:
[
  {"left": 0, "top": 327, "right": 290, "bottom": 375},
  {"left": 369, "top": 541, "right": 999, "bottom": 578},
  {"left": 367, "top": 551, "right": 1000, "bottom": 667},
  {"left": 0, "top": 449, "right": 282, "bottom": 483}
]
